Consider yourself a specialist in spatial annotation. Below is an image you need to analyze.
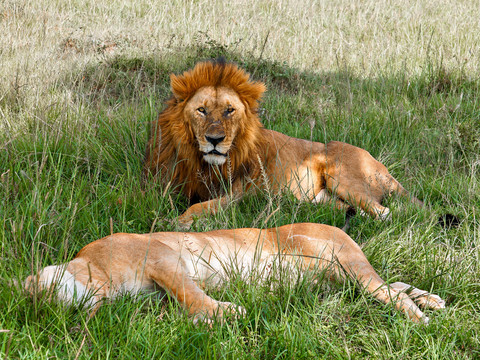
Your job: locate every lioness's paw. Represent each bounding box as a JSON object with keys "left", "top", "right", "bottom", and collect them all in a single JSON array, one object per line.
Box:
[
  {"left": 192, "top": 315, "right": 215, "bottom": 327},
  {"left": 192, "top": 301, "right": 246, "bottom": 326},
  {"left": 217, "top": 301, "right": 246, "bottom": 318},
  {"left": 414, "top": 293, "right": 446, "bottom": 310}
]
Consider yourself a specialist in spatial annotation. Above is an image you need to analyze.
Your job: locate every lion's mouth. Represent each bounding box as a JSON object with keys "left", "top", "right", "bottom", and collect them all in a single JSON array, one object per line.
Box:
[
  {"left": 203, "top": 149, "right": 227, "bottom": 157},
  {"left": 202, "top": 149, "right": 228, "bottom": 165}
]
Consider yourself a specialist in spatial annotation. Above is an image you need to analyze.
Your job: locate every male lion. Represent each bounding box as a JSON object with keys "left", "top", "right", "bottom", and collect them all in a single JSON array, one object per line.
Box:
[
  {"left": 144, "top": 60, "right": 423, "bottom": 227},
  {"left": 24, "top": 223, "right": 445, "bottom": 324}
]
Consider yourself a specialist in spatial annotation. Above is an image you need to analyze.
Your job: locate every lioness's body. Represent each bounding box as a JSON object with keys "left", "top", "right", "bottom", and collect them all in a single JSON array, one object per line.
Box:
[
  {"left": 144, "top": 61, "right": 422, "bottom": 226},
  {"left": 25, "top": 223, "right": 444, "bottom": 324}
]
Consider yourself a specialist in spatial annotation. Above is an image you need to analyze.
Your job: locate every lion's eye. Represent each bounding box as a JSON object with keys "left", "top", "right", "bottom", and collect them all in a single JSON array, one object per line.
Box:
[
  {"left": 226, "top": 107, "right": 235, "bottom": 114},
  {"left": 197, "top": 107, "right": 207, "bottom": 115}
]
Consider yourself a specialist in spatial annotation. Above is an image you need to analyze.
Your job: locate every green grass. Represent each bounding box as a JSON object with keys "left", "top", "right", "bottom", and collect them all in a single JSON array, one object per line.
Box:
[{"left": 1, "top": 46, "right": 479, "bottom": 359}]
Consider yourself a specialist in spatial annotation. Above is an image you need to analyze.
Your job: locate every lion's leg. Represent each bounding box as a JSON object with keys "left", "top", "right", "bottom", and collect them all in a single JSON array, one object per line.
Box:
[
  {"left": 339, "top": 258, "right": 429, "bottom": 323},
  {"left": 336, "top": 174, "right": 424, "bottom": 219},
  {"left": 323, "top": 141, "right": 423, "bottom": 219},
  {"left": 311, "top": 188, "right": 352, "bottom": 212},
  {"left": 329, "top": 183, "right": 391, "bottom": 220},
  {"left": 145, "top": 249, "right": 244, "bottom": 324},
  {"left": 177, "top": 180, "right": 245, "bottom": 229},
  {"left": 361, "top": 278, "right": 430, "bottom": 324},
  {"left": 339, "top": 257, "right": 433, "bottom": 323}
]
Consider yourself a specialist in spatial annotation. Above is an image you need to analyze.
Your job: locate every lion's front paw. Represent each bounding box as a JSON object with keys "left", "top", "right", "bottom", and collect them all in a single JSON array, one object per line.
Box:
[
  {"left": 378, "top": 207, "right": 391, "bottom": 221},
  {"left": 177, "top": 219, "right": 193, "bottom": 230},
  {"left": 176, "top": 213, "right": 194, "bottom": 230}
]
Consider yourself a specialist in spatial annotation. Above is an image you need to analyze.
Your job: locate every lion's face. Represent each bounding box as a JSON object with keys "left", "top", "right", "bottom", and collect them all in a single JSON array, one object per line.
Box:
[
  {"left": 145, "top": 60, "right": 266, "bottom": 192},
  {"left": 184, "top": 86, "right": 246, "bottom": 166}
]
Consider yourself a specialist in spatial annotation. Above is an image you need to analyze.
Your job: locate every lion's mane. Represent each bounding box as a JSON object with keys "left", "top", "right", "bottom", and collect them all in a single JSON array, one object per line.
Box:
[{"left": 145, "top": 60, "right": 266, "bottom": 200}]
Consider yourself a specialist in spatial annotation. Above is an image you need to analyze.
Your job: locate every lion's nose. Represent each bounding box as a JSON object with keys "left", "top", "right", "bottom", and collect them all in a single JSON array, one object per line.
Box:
[{"left": 205, "top": 135, "right": 225, "bottom": 146}]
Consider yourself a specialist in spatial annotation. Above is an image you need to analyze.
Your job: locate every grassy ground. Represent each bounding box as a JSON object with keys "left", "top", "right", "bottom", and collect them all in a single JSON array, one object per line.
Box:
[{"left": 1, "top": 1, "right": 480, "bottom": 359}]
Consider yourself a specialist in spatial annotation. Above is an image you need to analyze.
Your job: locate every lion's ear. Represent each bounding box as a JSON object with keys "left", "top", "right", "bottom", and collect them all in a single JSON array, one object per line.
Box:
[
  {"left": 249, "top": 82, "right": 266, "bottom": 102},
  {"left": 240, "top": 81, "right": 266, "bottom": 108},
  {"left": 170, "top": 73, "right": 188, "bottom": 101}
]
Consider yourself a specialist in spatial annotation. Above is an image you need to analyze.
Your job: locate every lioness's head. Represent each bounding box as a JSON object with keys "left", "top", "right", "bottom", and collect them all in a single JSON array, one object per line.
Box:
[
  {"left": 23, "top": 265, "right": 65, "bottom": 301},
  {"left": 169, "top": 60, "right": 266, "bottom": 166}
]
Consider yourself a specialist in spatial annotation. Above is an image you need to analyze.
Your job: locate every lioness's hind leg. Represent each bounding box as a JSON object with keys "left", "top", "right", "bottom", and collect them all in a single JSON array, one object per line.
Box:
[
  {"left": 390, "top": 282, "right": 446, "bottom": 310},
  {"left": 317, "top": 228, "right": 429, "bottom": 323}
]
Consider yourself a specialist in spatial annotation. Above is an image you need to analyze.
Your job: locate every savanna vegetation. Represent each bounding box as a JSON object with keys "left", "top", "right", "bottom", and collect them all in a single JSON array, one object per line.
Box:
[{"left": 1, "top": 0, "right": 479, "bottom": 358}]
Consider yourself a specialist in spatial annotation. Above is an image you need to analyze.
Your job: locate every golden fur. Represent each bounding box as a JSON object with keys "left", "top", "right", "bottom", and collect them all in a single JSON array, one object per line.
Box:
[
  {"left": 144, "top": 60, "right": 423, "bottom": 226},
  {"left": 24, "top": 223, "right": 445, "bottom": 324},
  {"left": 144, "top": 60, "right": 265, "bottom": 200}
]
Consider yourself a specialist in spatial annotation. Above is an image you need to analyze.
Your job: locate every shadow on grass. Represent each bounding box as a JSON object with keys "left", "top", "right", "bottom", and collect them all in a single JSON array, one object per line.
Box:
[
  {"left": 1, "top": 41, "right": 478, "bottom": 241},
  {"left": 69, "top": 40, "right": 479, "bottom": 162},
  {"left": 32, "top": 41, "right": 480, "bottom": 192}
]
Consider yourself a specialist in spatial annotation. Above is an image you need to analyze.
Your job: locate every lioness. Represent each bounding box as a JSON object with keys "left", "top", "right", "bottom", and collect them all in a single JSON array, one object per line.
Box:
[
  {"left": 144, "top": 60, "right": 424, "bottom": 227},
  {"left": 24, "top": 223, "right": 445, "bottom": 324}
]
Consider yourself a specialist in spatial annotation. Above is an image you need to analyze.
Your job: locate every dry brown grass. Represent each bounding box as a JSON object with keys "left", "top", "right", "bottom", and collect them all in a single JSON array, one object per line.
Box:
[{"left": 1, "top": 0, "right": 479, "bottom": 133}]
